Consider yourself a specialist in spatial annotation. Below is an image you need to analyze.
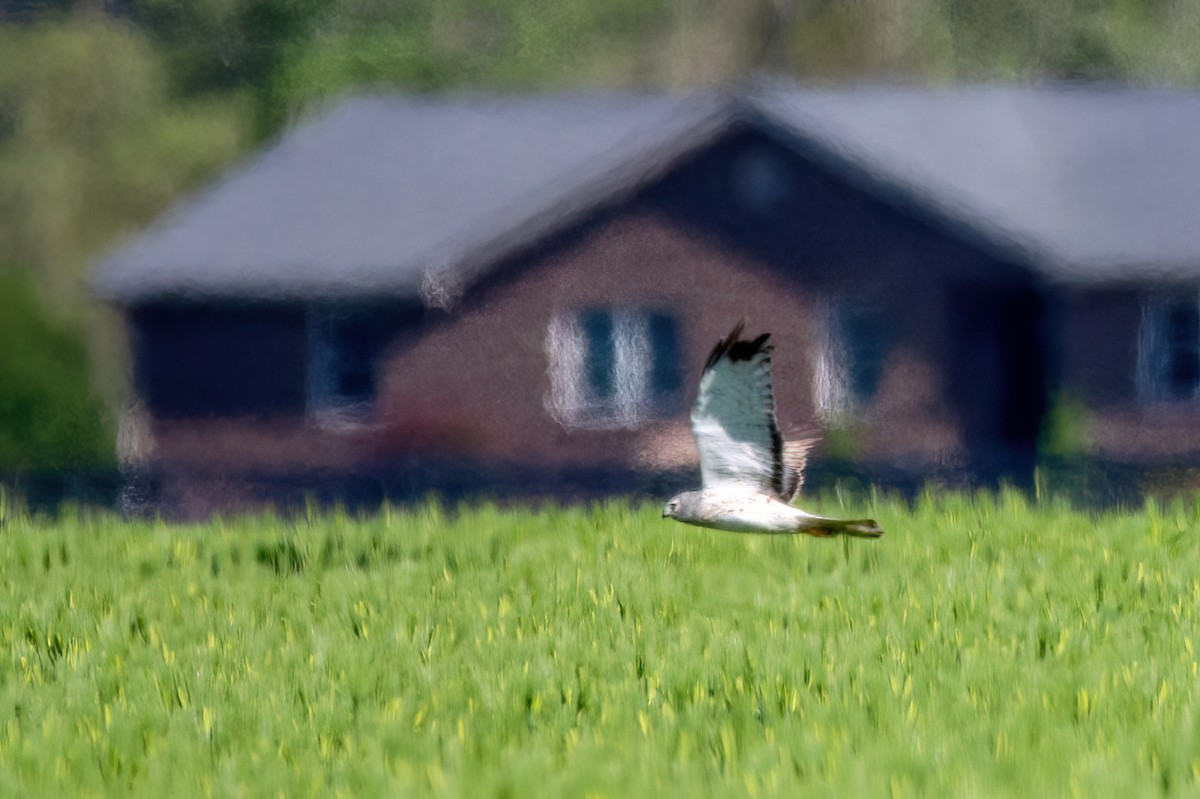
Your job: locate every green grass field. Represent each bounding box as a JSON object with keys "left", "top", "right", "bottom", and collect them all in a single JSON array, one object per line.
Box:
[{"left": 1, "top": 490, "right": 1198, "bottom": 797}]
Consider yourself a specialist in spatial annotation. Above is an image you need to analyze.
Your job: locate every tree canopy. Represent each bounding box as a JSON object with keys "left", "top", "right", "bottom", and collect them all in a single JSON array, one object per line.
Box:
[{"left": 0, "top": 271, "right": 111, "bottom": 471}]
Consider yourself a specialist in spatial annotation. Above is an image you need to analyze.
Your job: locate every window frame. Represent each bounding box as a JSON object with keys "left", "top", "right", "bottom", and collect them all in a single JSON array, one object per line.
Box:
[
  {"left": 811, "top": 299, "right": 887, "bottom": 424},
  {"left": 545, "top": 306, "right": 683, "bottom": 430}
]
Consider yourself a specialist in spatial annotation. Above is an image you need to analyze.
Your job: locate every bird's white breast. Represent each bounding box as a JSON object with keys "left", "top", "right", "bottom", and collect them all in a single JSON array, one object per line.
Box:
[{"left": 695, "top": 489, "right": 806, "bottom": 534}]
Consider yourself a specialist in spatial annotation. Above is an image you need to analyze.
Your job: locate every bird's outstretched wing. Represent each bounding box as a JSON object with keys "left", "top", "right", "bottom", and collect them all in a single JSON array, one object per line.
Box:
[{"left": 690, "top": 321, "right": 785, "bottom": 496}]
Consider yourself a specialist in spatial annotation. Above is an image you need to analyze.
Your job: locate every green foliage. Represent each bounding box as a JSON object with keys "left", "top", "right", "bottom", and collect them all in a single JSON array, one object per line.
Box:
[
  {"left": 1039, "top": 392, "right": 1092, "bottom": 458},
  {"left": 268, "top": 0, "right": 672, "bottom": 122},
  {"left": 0, "top": 19, "right": 248, "bottom": 296},
  {"left": 770, "top": 0, "right": 1200, "bottom": 84},
  {"left": 0, "top": 19, "right": 249, "bottom": 451},
  {"left": 123, "top": 0, "right": 671, "bottom": 135},
  {"left": 62, "top": 0, "right": 1190, "bottom": 184},
  {"left": 0, "top": 271, "right": 112, "bottom": 470},
  {"left": 257, "top": 0, "right": 1200, "bottom": 124},
  {"left": 1, "top": 495, "right": 1199, "bottom": 795},
  {"left": 128, "top": 0, "right": 332, "bottom": 136},
  {"left": 130, "top": 0, "right": 331, "bottom": 94}
]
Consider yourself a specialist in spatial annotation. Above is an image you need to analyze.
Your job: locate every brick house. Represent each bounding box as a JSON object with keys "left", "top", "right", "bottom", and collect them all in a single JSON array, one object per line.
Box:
[{"left": 94, "top": 86, "right": 1200, "bottom": 514}]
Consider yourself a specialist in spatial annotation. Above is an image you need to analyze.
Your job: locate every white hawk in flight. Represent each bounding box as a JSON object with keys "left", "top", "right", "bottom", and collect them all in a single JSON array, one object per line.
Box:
[{"left": 662, "top": 321, "right": 883, "bottom": 538}]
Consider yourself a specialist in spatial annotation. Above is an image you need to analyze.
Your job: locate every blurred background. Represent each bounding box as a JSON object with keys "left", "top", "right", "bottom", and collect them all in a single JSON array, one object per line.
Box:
[{"left": 3, "top": 0, "right": 1200, "bottom": 515}]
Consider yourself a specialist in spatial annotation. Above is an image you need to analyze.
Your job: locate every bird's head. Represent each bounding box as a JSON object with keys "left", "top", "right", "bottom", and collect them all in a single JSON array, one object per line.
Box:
[{"left": 662, "top": 491, "right": 702, "bottom": 523}]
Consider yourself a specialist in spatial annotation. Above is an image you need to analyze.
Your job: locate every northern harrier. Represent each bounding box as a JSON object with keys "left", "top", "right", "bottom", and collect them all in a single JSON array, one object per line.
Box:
[{"left": 662, "top": 321, "right": 883, "bottom": 538}]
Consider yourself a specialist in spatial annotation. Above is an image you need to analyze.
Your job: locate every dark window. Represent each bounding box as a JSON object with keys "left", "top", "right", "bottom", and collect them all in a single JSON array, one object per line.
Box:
[
  {"left": 1165, "top": 301, "right": 1200, "bottom": 398},
  {"left": 132, "top": 306, "right": 307, "bottom": 418},
  {"left": 1140, "top": 292, "right": 1200, "bottom": 402},
  {"left": 648, "top": 311, "right": 683, "bottom": 398},
  {"left": 307, "top": 307, "right": 398, "bottom": 421},
  {"left": 837, "top": 304, "right": 887, "bottom": 403},
  {"left": 582, "top": 309, "right": 616, "bottom": 401},
  {"left": 815, "top": 300, "right": 888, "bottom": 420}
]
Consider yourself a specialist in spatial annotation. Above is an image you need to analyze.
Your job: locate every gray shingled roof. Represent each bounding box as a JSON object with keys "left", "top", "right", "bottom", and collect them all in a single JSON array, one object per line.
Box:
[
  {"left": 94, "top": 92, "right": 730, "bottom": 304},
  {"left": 94, "top": 85, "right": 1200, "bottom": 304},
  {"left": 753, "top": 86, "right": 1200, "bottom": 283}
]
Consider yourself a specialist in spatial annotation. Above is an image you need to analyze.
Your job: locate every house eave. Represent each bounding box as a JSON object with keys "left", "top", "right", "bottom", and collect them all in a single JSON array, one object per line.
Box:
[{"left": 1045, "top": 261, "right": 1200, "bottom": 290}]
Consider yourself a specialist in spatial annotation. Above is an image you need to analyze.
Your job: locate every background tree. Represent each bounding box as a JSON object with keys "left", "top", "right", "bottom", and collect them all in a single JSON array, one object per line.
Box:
[
  {"left": 0, "top": 271, "right": 111, "bottom": 471},
  {"left": 0, "top": 18, "right": 247, "bottom": 473}
]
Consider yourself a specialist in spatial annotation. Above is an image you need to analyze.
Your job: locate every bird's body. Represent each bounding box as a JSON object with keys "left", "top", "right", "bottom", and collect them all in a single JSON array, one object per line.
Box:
[
  {"left": 662, "top": 321, "right": 883, "bottom": 540},
  {"left": 668, "top": 488, "right": 881, "bottom": 537}
]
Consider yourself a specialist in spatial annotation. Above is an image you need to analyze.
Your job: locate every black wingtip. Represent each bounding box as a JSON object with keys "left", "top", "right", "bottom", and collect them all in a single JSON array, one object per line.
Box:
[{"left": 703, "top": 320, "right": 771, "bottom": 371}]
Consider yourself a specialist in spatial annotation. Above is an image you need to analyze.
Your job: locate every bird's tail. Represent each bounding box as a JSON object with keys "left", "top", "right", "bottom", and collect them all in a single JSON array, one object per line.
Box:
[{"left": 800, "top": 516, "right": 884, "bottom": 539}]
